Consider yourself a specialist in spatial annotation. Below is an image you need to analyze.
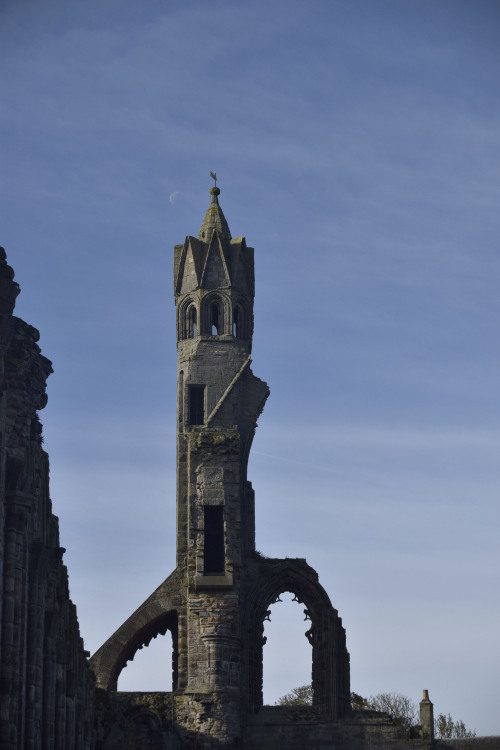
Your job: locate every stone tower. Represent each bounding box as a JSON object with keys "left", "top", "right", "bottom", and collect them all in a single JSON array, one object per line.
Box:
[{"left": 91, "top": 187, "right": 351, "bottom": 748}]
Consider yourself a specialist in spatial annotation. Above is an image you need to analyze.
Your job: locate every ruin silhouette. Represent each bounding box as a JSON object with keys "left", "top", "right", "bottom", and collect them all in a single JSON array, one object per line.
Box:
[{"left": 1, "top": 191, "right": 496, "bottom": 748}]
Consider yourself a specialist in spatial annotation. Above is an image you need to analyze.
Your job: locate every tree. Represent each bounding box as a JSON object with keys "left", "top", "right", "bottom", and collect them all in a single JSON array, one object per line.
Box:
[
  {"left": 275, "top": 684, "right": 313, "bottom": 706},
  {"left": 365, "top": 692, "right": 418, "bottom": 734},
  {"left": 275, "top": 688, "right": 370, "bottom": 709},
  {"left": 435, "top": 713, "right": 476, "bottom": 739},
  {"left": 351, "top": 692, "right": 369, "bottom": 711},
  {"left": 277, "top": 686, "right": 475, "bottom": 740}
]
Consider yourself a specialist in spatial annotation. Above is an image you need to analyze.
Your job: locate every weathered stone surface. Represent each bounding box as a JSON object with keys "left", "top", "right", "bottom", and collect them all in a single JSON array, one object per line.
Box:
[
  {"left": 91, "top": 190, "right": 352, "bottom": 748},
  {"left": 0, "top": 247, "right": 94, "bottom": 749},
  {"left": 95, "top": 690, "right": 181, "bottom": 749}
]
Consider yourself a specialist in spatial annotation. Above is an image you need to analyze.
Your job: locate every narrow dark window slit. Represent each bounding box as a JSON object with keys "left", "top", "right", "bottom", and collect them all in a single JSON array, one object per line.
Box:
[
  {"left": 204, "top": 506, "right": 225, "bottom": 575},
  {"left": 189, "top": 385, "right": 205, "bottom": 425}
]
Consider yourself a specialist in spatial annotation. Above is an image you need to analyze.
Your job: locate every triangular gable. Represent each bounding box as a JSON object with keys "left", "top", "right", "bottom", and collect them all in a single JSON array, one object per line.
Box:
[
  {"left": 175, "top": 236, "right": 208, "bottom": 294},
  {"left": 200, "top": 232, "right": 231, "bottom": 289}
]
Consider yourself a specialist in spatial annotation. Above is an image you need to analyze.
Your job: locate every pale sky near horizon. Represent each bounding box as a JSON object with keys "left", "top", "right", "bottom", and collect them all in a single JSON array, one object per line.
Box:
[{"left": 1, "top": 0, "right": 499, "bottom": 735}]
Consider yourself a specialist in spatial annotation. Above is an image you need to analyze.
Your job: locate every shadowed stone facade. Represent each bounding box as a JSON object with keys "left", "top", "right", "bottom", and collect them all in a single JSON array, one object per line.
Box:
[{"left": 0, "top": 247, "right": 94, "bottom": 749}]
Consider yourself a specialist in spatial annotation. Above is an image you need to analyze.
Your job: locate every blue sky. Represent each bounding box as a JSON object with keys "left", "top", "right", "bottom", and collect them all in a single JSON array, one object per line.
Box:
[{"left": 1, "top": 0, "right": 499, "bottom": 734}]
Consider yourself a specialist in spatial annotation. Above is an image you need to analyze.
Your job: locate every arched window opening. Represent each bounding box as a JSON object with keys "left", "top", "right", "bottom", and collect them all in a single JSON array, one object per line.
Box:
[
  {"left": 262, "top": 591, "right": 312, "bottom": 706},
  {"left": 211, "top": 302, "right": 220, "bottom": 335},
  {"left": 188, "top": 305, "right": 197, "bottom": 338},
  {"left": 117, "top": 630, "right": 174, "bottom": 692},
  {"left": 233, "top": 303, "right": 247, "bottom": 338}
]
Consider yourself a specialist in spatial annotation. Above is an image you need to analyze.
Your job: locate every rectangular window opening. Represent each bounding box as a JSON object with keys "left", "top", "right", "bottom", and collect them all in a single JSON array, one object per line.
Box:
[
  {"left": 189, "top": 385, "right": 205, "bottom": 425},
  {"left": 204, "top": 506, "right": 225, "bottom": 575}
]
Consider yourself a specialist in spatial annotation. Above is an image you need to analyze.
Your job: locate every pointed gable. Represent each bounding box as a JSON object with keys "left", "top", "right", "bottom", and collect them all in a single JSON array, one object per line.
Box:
[
  {"left": 201, "top": 233, "right": 231, "bottom": 289},
  {"left": 175, "top": 186, "right": 254, "bottom": 297},
  {"left": 175, "top": 236, "right": 208, "bottom": 295}
]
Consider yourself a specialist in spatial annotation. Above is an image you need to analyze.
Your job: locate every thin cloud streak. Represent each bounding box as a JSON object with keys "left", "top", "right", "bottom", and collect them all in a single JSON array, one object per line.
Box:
[{"left": 1, "top": 0, "right": 499, "bottom": 735}]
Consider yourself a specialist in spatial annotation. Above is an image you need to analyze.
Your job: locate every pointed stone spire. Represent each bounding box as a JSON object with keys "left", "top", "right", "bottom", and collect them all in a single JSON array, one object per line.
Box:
[{"left": 198, "top": 187, "right": 232, "bottom": 244}]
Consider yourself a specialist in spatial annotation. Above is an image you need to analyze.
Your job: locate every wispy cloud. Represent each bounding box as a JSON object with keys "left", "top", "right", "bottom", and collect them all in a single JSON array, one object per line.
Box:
[{"left": 1, "top": 0, "right": 499, "bottom": 734}]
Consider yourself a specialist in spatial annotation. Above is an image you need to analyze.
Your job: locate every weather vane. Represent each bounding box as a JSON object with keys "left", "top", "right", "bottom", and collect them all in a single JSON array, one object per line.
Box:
[{"left": 210, "top": 170, "right": 217, "bottom": 187}]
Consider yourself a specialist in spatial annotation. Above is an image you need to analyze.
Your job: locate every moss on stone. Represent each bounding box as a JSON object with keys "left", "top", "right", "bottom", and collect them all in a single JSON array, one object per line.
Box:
[{"left": 135, "top": 692, "right": 174, "bottom": 722}]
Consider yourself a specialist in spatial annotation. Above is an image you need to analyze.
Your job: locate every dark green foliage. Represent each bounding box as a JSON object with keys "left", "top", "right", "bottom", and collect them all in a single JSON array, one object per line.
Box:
[
  {"left": 275, "top": 684, "right": 313, "bottom": 706},
  {"left": 351, "top": 692, "right": 369, "bottom": 711}
]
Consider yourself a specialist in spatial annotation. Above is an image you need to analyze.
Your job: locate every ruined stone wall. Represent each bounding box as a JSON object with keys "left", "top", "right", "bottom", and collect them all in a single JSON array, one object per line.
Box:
[
  {"left": 95, "top": 691, "right": 181, "bottom": 749},
  {"left": 436, "top": 741, "right": 500, "bottom": 750},
  {"left": 96, "top": 697, "right": 440, "bottom": 750},
  {"left": 172, "top": 427, "right": 243, "bottom": 746},
  {"left": 245, "top": 707, "right": 430, "bottom": 750},
  {"left": 0, "top": 247, "right": 94, "bottom": 749}
]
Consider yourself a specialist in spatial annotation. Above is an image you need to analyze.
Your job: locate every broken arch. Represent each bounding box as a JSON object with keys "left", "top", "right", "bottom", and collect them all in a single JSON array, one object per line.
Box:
[
  {"left": 262, "top": 591, "right": 312, "bottom": 704},
  {"left": 90, "top": 596, "right": 180, "bottom": 692},
  {"left": 242, "top": 559, "right": 350, "bottom": 718}
]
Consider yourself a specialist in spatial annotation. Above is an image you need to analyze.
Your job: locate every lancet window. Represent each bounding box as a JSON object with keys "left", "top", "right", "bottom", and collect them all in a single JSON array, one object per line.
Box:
[
  {"left": 202, "top": 294, "right": 225, "bottom": 335},
  {"left": 232, "top": 302, "right": 247, "bottom": 338},
  {"left": 210, "top": 302, "right": 221, "bottom": 335},
  {"left": 188, "top": 305, "right": 197, "bottom": 338},
  {"left": 178, "top": 299, "right": 199, "bottom": 340}
]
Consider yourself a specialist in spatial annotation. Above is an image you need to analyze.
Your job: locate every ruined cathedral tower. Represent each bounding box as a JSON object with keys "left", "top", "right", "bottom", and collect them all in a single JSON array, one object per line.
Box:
[{"left": 91, "top": 187, "right": 350, "bottom": 747}]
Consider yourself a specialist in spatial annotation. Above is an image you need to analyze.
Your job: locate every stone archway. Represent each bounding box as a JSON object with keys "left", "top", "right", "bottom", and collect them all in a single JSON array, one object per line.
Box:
[{"left": 242, "top": 558, "right": 350, "bottom": 719}]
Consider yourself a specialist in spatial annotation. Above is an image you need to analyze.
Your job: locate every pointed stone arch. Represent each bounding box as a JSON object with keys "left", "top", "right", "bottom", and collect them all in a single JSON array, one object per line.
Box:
[
  {"left": 232, "top": 298, "right": 251, "bottom": 340},
  {"left": 242, "top": 559, "right": 350, "bottom": 718},
  {"left": 201, "top": 292, "right": 229, "bottom": 336},
  {"left": 177, "top": 297, "right": 198, "bottom": 340}
]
